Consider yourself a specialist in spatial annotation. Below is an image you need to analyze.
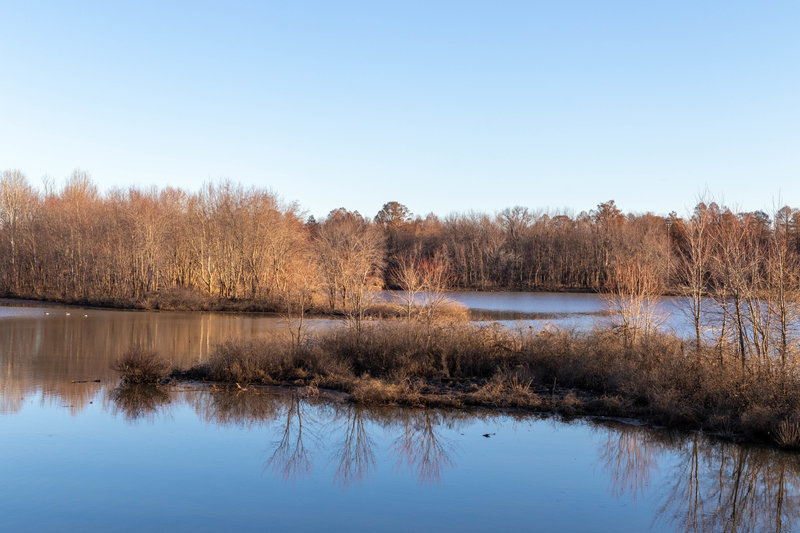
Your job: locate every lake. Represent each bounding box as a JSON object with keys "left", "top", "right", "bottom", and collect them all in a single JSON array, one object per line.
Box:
[
  {"left": 436, "top": 290, "right": 687, "bottom": 333},
  {"left": 1, "top": 298, "right": 797, "bottom": 532}
]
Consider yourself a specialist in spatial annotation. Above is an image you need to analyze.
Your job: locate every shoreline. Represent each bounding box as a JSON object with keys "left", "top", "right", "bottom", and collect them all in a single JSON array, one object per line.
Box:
[
  {"left": 143, "top": 377, "right": 773, "bottom": 450},
  {"left": 0, "top": 293, "right": 610, "bottom": 321}
]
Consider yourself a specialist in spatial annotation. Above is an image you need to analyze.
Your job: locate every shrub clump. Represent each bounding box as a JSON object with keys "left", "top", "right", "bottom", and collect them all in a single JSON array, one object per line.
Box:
[
  {"left": 207, "top": 339, "right": 293, "bottom": 383},
  {"left": 469, "top": 373, "right": 540, "bottom": 408},
  {"left": 114, "top": 346, "right": 171, "bottom": 384}
]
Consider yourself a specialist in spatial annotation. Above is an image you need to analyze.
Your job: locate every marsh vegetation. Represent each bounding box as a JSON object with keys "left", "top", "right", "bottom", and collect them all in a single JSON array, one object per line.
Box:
[{"left": 111, "top": 318, "right": 800, "bottom": 448}]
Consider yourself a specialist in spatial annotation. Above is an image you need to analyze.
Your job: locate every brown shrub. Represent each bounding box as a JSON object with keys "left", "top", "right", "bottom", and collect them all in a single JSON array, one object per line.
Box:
[
  {"left": 350, "top": 378, "right": 420, "bottom": 405},
  {"left": 320, "top": 323, "right": 434, "bottom": 378},
  {"left": 143, "top": 286, "right": 208, "bottom": 310},
  {"left": 469, "top": 373, "right": 540, "bottom": 408},
  {"left": 114, "top": 346, "right": 170, "bottom": 384},
  {"left": 775, "top": 419, "right": 800, "bottom": 449},
  {"left": 207, "top": 338, "right": 293, "bottom": 383}
]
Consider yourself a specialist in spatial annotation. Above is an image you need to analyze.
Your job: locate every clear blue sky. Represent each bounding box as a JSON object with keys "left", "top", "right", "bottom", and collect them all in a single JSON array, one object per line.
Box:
[{"left": 1, "top": 1, "right": 798, "bottom": 219}]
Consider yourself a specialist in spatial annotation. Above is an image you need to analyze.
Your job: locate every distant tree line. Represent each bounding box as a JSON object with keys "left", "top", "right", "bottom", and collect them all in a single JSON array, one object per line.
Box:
[{"left": 2, "top": 170, "right": 800, "bottom": 335}]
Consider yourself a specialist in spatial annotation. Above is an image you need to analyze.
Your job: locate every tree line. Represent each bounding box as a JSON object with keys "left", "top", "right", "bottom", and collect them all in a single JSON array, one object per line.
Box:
[{"left": 2, "top": 169, "right": 800, "bottom": 351}]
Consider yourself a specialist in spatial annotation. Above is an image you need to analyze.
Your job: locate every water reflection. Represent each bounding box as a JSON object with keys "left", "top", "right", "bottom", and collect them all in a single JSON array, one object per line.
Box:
[
  {"left": 110, "top": 387, "right": 458, "bottom": 488},
  {"left": 1, "top": 383, "right": 789, "bottom": 531},
  {"left": 5, "top": 302, "right": 800, "bottom": 531},
  {"left": 598, "top": 422, "right": 800, "bottom": 532},
  {"left": 0, "top": 307, "right": 331, "bottom": 413},
  {"left": 599, "top": 422, "right": 662, "bottom": 501},
  {"left": 332, "top": 404, "right": 376, "bottom": 486},
  {"left": 394, "top": 410, "right": 455, "bottom": 485},
  {"left": 107, "top": 383, "right": 172, "bottom": 422},
  {"left": 267, "top": 393, "right": 313, "bottom": 481},
  {"left": 191, "top": 387, "right": 286, "bottom": 428}
]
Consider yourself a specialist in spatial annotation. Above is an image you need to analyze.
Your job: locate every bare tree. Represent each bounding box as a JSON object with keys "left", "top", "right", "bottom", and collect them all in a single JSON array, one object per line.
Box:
[
  {"left": 674, "top": 202, "right": 715, "bottom": 354},
  {"left": 769, "top": 206, "right": 800, "bottom": 372},
  {"left": 499, "top": 206, "right": 533, "bottom": 286},
  {"left": 391, "top": 251, "right": 425, "bottom": 321},
  {"left": 606, "top": 226, "right": 669, "bottom": 346},
  {"left": 0, "top": 170, "right": 36, "bottom": 292},
  {"left": 391, "top": 250, "right": 455, "bottom": 326},
  {"left": 278, "top": 236, "right": 319, "bottom": 349},
  {"left": 416, "top": 254, "right": 456, "bottom": 328},
  {"left": 314, "top": 209, "right": 385, "bottom": 331}
]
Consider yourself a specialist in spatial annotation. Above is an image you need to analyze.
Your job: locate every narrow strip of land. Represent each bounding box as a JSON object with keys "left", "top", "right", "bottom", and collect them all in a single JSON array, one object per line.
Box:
[{"left": 116, "top": 320, "right": 800, "bottom": 449}]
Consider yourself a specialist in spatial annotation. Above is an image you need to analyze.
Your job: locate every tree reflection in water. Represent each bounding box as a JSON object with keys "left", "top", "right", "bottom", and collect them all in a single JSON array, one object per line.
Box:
[
  {"left": 393, "top": 410, "right": 454, "bottom": 485},
  {"left": 599, "top": 422, "right": 663, "bottom": 501},
  {"left": 598, "top": 422, "right": 800, "bottom": 533},
  {"left": 190, "top": 387, "right": 286, "bottom": 428},
  {"left": 172, "top": 389, "right": 456, "bottom": 487},
  {"left": 266, "top": 393, "right": 313, "bottom": 481},
  {"left": 107, "top": 385, "right": 800, "bottom": 530},
  {"left": 332, "top": 404, "right": 376, "bottom": 486},
  {"left": 106, "top": 383, "right": 172, "bottom": 422}
]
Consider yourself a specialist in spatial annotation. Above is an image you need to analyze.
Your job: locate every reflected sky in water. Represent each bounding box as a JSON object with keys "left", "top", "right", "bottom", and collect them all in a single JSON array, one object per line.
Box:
[
  {"left": 383, "top": 290, "right": 692, "bottom": 334},
  {"left": 1, "top": 303, "right": 798, "bottom": 532},
  {"left": 3, "top": 385, "right": 799, "bottom": 532}
]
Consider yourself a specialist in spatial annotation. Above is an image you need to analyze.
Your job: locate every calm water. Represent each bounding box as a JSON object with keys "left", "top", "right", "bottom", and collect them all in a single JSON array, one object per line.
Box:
[
  {"left": 1, "top": 301, "right": 798, "bottom": 532},
  {"left": 441, "top": 290, "right": 686, "bottom": 332}
]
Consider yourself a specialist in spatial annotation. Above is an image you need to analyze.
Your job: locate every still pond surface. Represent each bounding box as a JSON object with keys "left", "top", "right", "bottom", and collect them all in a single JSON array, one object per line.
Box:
[{"left": 0, "top": 294, "right": 797, "bottom": 532}]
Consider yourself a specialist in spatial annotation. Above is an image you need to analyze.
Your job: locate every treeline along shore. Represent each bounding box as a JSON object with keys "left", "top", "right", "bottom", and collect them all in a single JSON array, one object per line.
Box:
[{"left": 2, "top": 169, "right": 800, "bottom": 313}]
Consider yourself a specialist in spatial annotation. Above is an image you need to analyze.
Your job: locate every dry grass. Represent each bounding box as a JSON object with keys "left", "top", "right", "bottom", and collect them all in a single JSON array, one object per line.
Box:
[
  {"left": 207, "top": 339, "right": 294, "bottom": 383},
  {"left": 775, "top": 419, "right": 800, "bottom": 449},
  {"left": 361, "top": 301, "right": 471, "bottom": 324},
  {"left": 203, "top": 333, "right": 351, "bottom": 385},
  {"left": 114, "top": 345, "right": 171, "bottom": 384},
  {"left": 350, "top": 378, "right": 421, "bottom": 405},
  {"left": 469, "top": 373, "right": 540, "bottom": 408},
  {"left": 518, "top": 328, "right": 800, "bottom": 444},
  {"left": 318, "top": 321, "right": 519, "bottom": 380}
]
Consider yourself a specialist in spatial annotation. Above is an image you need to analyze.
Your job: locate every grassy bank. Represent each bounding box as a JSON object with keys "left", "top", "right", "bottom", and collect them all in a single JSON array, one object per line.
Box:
[
  {"left": 0, "top": 290, "right": 470, "bottom": 320},
  {"left": 119, "top": 321, "right": 800, "bottom": 448}
]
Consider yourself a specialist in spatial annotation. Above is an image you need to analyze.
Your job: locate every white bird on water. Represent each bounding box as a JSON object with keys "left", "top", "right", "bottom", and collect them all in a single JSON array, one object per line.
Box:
[{"left": 65, "top": 312, "right": 70, "bottom": 316}]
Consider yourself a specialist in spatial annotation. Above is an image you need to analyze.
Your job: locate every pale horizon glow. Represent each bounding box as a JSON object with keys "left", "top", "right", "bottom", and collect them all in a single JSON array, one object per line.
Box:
[{"left": 1, "top": 1, "right": 798, "bottom": 220}]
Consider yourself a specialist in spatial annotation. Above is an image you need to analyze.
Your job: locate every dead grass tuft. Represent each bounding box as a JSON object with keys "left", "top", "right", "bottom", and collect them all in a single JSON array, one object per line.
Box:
[
  {"left": 775, "top": 419, "right": 800, "bottom": 449},
  {"left": 469, "top": 373, "right": 540, "bottom": 408},
  {"left": 114, "top": 346, "right": 170, "bottom": 384}
]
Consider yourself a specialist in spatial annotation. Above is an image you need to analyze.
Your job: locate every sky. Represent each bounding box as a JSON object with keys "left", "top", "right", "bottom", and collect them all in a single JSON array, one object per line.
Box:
[{"left": 1, "top": 1, "right": 799, "bottom": 220}]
